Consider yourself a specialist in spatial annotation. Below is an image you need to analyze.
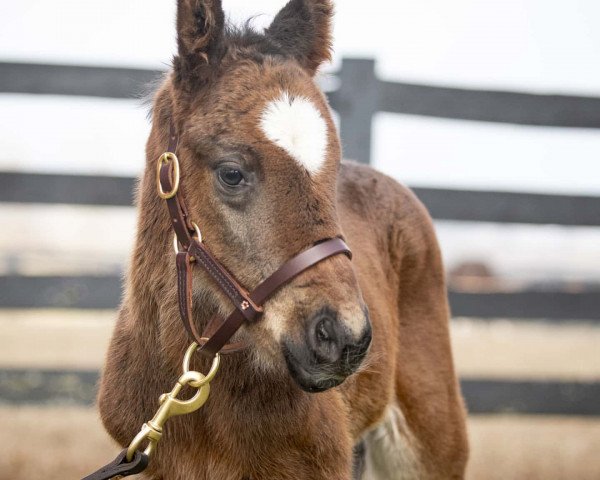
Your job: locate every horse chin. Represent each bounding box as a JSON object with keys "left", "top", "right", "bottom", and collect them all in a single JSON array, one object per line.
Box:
[{"left": 282, "top": 343, "right": 348, "bottom": 393}]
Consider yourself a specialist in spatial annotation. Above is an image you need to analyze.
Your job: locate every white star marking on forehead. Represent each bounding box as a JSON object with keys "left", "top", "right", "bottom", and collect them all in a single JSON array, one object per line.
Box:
[{"left": 260, "top": 91, "right": 328, "bottom": 175}]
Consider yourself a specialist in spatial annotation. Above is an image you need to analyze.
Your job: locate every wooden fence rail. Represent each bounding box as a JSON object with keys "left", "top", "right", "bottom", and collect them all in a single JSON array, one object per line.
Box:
[
  {"left": 0, "top": 61, "right": 161, "bottom": 99},
  {"left": 2, "top": 171, "right": 600, "bottom": 226},
  {"left": 2, "top": 274, "right": 599, "bottom": 322},
  {"left": 1, "top": 368, "right": 598, "bottom": 416}
]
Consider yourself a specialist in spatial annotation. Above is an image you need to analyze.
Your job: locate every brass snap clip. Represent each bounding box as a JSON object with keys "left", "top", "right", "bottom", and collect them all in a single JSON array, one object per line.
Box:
[{"left": 126, "top": 344, "right": 220, "bottom": 462}]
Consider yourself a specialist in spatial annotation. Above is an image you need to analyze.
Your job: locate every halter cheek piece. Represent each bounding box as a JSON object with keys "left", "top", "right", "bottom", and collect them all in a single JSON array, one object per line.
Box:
[{"left": 160, "top": 122, "right": 352, "bottom": 359}]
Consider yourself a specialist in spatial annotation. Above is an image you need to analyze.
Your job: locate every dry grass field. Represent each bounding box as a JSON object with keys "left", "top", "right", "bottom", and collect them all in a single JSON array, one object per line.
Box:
[{"left": 1, "top": 406, "right": 599, "bottom": 480}]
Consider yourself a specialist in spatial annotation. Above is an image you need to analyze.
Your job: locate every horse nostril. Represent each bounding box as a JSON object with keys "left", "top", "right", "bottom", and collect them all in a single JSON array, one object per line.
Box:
[
  {"left": 316, "top": 318, "right": 334, "bottom": 343},
  {"left": 307, "top": 308, "right": 371, "bottom": 371},
  {"left": 308, "top": 310, "right": 343, "bottom": 363}
]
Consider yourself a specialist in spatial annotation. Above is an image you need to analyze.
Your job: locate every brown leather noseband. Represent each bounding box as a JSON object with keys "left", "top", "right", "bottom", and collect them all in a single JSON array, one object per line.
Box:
[{"left": 158, "top": 122, "right": 352, "bottom": 359}]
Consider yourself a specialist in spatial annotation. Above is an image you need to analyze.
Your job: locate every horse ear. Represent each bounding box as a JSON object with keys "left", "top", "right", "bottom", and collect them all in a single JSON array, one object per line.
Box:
[
  {"left": 266, "top": 0, "right": 333, "bottom": 75},
  {"left": 173, "top": 0, "right": 226, "bottom": 90}
]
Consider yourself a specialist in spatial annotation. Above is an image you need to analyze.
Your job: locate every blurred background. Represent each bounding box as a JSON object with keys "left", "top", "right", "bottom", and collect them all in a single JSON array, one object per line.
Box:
[{"left": 1, "top": 1, "right": 599, "bottom": 479}]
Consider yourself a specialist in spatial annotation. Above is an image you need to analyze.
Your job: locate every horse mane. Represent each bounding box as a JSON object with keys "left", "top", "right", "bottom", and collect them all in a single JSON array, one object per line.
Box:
[{"left": 141, "top": 17, "right": 285, "bottom": 120}]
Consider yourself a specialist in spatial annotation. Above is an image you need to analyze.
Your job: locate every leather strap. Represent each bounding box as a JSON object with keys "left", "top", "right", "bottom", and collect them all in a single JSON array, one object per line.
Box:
[
  {"left": 176, "top": 251, "right": 204, "bottom": 344},
  {"left": 176, "top": 250, "right": 247, "bottom": 354},
  {"left": 81, "top": 449, "right": 148, "bottom": 480},
  {"left": 252, "top": 237, "right": 352, "bottom": 305},
  {"left": 160, "top": 163, "right": 262, "bottom": 320},
  {"left": 197, "top": 237, "right": 351, "bottom": 358},
  {"left": 188, "top": 239, "right": 263, "bottom": 321},
  {"left": 203, "top": 315, "right": 247, "bottom": 353}
]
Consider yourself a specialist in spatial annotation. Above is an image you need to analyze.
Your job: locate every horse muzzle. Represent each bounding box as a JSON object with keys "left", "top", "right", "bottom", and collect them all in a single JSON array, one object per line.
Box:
[{"left": 282, "top": 307, "right": 372, "bottom": 392}]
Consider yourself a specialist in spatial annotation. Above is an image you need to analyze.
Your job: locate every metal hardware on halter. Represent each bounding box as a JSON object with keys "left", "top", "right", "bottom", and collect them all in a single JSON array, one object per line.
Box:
[
  {"left": 173, "top": 222, "right": 202, "bottom": 255},
  {"left": 182, "top": 340, "right": 220, "bottom": 381},
  {"left": 156, "top": 152, "right": 180, "bottom": 199},
  {"left": 125, "top": 345, "right": 220, "bottom": 462}
]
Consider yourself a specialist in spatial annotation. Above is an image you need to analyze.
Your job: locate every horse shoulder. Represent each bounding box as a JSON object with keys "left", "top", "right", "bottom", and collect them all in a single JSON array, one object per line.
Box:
[{"left": 337, "top": 160, "right": 440, "bottom": 279}]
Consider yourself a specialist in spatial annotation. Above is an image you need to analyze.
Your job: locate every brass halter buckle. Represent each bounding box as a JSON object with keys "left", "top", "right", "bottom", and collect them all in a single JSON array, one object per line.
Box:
[
  {"left": 156, "top": 152, "right": 180, "bottom": 199},
  {"left": 173, "top": 222, "right": 203, "bottom": 255}
]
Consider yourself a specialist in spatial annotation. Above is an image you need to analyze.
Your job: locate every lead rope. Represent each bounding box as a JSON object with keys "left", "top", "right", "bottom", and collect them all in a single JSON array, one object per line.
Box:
[{"left": 81, "top": 123, "right": 352, "bottom": 480}]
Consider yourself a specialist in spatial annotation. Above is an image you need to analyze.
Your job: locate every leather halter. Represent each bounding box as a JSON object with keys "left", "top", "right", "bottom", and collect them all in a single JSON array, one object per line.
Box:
[{"left": 158, "top": 122, "right": 352, "bottom": 359}]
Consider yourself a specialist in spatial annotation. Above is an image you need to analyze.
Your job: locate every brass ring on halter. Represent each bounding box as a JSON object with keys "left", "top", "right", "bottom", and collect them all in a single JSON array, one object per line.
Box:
[
  {"left": 172, "top": 222, "right": 203, "bottom": 254},
  {"left": 156, "top": 152, "right": 180, "bottom": 199},
  {"left": 182, "top": 341, "right": 221, "bottom": 387}
]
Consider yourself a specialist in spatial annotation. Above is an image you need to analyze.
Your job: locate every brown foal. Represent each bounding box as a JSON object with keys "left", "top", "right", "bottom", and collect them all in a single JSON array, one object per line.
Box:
[{"left": 98, "top": 1, "right": 469, "bottom": 478}]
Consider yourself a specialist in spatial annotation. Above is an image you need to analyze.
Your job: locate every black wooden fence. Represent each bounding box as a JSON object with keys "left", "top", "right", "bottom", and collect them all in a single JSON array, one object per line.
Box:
[{"left": 1, "top": 59, "right": 599, "bottom": 414}]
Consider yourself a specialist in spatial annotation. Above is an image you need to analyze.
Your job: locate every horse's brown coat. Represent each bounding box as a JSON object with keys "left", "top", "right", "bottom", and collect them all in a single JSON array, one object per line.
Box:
[{"left": 98, "top": 1, "right": 468, "bottom": 478}]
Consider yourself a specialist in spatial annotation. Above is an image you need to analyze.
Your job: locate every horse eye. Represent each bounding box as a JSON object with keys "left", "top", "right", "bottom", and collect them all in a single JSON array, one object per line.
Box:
[{"left": 218, "top": 167, "right": 244, "bottom": 187}]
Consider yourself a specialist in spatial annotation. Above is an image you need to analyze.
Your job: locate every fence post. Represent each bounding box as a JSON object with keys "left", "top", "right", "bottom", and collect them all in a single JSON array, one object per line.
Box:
[{"left": 336, "top": 58, "right": 378, "bottom": 164}]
